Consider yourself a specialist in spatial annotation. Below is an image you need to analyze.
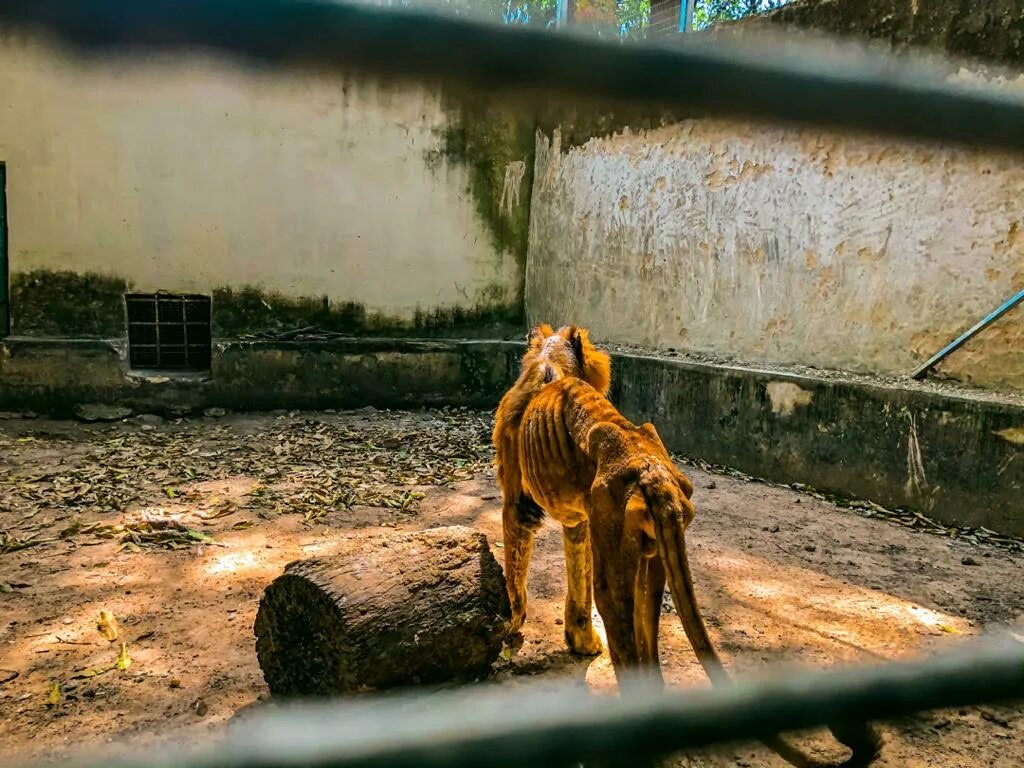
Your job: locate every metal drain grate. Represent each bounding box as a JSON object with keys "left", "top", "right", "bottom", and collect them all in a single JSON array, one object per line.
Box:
[{"left": 125, "top": 293, "right": 212, "bottom": 371}]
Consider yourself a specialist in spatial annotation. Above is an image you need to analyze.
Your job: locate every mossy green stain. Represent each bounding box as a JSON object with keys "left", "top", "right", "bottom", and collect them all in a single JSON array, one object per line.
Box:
[
  {"left": 212, "top": 285, "right": 521, "bottom": 339},
  {"left": 431, "top": 98, "right": 536, "bottom": 276},
  {"left": 10, "top": 269, "right": 128, "bottom": 337}
]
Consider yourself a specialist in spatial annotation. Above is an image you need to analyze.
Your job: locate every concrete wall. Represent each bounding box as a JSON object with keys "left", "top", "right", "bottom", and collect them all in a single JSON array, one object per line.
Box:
[
  {"left": 526, "top": 118, "right": 1024, "bottom": 390},
  {"left": 0, "top": 37, "right": 530, "bottom": 337},
  {"left": 757, "top": 0, "right": 1024, "bottom": 68}
]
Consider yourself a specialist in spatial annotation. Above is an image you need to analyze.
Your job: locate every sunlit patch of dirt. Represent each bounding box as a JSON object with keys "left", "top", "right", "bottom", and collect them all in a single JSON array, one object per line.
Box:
[{"left": 2, "top": 410, "right": 1023, "bottom": 768}]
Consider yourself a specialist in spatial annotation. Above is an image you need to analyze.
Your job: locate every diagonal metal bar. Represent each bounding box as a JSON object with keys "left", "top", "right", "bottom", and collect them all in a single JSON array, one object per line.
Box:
[
  {"left": 912, "top": 288, "right": 1024, "bottom": 379},
  {"left": 3, "top": 1, "right": 1024, "bottom": 154},
  {"left": 39, "top": 634, "right": 1024, "bottom": 768}
]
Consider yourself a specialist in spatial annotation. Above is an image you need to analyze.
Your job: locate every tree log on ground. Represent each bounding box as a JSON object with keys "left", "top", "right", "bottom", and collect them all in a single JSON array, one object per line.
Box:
[{"left": 254, "top": 525, "right": 511, "bottom": 696}]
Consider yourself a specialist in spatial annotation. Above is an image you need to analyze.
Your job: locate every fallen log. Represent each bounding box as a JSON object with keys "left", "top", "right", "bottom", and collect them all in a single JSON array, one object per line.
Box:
[{"left": 254, "top": 525, "right": 511, "bottom": 696}]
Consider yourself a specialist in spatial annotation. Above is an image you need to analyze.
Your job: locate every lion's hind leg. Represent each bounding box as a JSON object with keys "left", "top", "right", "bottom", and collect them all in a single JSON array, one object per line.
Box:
[{"left": 561, "top": 519, "right": 603, "bottom": 656}]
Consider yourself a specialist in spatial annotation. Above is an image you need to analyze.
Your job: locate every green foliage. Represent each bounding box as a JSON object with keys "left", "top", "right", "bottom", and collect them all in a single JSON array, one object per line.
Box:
[
  {"left": 394, "top": 0, "right": 789, "bottom": 35},
  {"left": 693, "top": 0, "right": 790, "bottom": 30}
]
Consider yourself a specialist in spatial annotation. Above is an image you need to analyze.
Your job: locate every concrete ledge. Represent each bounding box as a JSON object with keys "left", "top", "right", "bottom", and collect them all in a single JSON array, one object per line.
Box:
[
  {"left": 2, "top": 336, "right": 1022, "bottom": 536},
  {"left": 0, "top": 337, "right": 523, "bottom": 416},
  {"left": 610, "top": 352, "right": 1024, "bottom": 536}
]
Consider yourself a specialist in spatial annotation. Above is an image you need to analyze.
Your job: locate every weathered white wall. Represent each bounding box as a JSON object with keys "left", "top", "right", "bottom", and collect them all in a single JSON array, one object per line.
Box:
[
  {"left": 0, "top": 38, "right": 521, "bottom": 319},
  {"left": 527, "top": 121, "right": 1024, "bottom": 390}
]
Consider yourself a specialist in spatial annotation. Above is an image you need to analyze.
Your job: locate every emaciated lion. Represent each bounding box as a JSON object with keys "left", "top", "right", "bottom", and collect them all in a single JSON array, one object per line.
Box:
[
  {"left": 500, "top": 373, "right": 883, "bottom": 768},
  {"left": 492, "top": 323, "right": 611, "bottom": 644}
]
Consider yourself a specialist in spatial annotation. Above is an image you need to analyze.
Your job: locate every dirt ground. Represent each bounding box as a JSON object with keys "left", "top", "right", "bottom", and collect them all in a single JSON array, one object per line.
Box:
[{"left": 1, "top": 408, "right": 1023, "bottom": 767}]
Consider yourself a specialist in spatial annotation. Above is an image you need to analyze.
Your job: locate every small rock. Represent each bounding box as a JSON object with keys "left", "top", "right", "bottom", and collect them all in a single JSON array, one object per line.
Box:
[
  {"left": 769, "top": 525, "right": 780, "bottom": 533},
  {"left": 981, "top": 710, "right": 1011, "bottom": 728},
  {"left": 137, "top": 414, "right": 164, "bottom": 426},
  {"left": 705, "top": 481, "right": 717, "bottom": 490},
  {"left": 355, "top": 406, "right": 378, "bottom": 415},
  {"left": 169, "top": 678, "right": 182, "bottom": 689},
  {"left": 804, "top": 544, "right": 817, "bottom": 553},
  {"left": 932, "top": 717, "right": 952, "bottom": 730},
  {"left": 961, "top": 556, "right": 980, "bottom": 566},
  {"left": 193, "top": 698, "right": 208, "bottom": 717},
  {"left": 203, "top": 407, "right": 226, "bottom": 418},
  {"left": 75, "top": 403, "right": 132, "bottom": 422},
  {"left": 554, "top": 618, "right": 564, "bottom": 626}
]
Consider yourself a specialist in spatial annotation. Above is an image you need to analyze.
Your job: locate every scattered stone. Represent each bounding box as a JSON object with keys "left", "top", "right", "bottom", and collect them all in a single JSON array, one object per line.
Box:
[
  {"left": 137, "top": 414, "right": 164, "bottom": 426},
  {"left": 804, "top": 544, "right": 817, "bottom": 553},
  {"left": 169, "top": 678, "right": 182, "bottom": 689},
  {"left": 355, "top": 406, "right": 378, "bottom": 415},
  {"left": 203, "top": 407, "right": 226, "bottom": 418},
  {"left": 961, "top": 556, "right": 980, "bottom": 566},
  {"left": 769, "top": 525, "right": 780, "bottom": 533},
  {"left": 193, "top": 698, "right": 208, "bottom": 717},
  {"left": 981, "top": 710, "right": 1011, "bottom": 728},
  {"left": 705, "top": 480, "right": 717, "bottom": 490},
  {"left": 75, "top": 404, "right": 132, "bottom": 423}
]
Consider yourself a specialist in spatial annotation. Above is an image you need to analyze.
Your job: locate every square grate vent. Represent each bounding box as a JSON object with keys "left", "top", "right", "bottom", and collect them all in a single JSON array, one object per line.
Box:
[{"left": 125, "top": 293, "right": 212, "bottom": 371}]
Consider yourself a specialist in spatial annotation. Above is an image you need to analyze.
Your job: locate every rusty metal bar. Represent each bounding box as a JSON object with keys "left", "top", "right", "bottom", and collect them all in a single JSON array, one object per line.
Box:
[
  {"left": 2, "top": 1, "right": 1024, "bottom": 154},
  {"left": 912, "top": 288, "right": 1024, "bottom": 380},
  {"left": 38, "top": 634, "right": 1024, "bottom": 768}
]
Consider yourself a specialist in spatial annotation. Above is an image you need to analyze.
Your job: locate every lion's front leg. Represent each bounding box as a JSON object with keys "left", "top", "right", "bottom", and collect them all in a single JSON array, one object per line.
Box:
[{"left": 561, "top": 520, "right": 602, "bottom": 656}]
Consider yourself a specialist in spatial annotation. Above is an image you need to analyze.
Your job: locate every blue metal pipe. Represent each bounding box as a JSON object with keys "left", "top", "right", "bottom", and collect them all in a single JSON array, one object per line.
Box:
[{"left": 912, "top": 287, "right": 1024, "bottom": 380}]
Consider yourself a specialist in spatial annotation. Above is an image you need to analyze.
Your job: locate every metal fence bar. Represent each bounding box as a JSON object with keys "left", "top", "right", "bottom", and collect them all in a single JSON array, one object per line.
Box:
[
  {"left": 912, "top": 287, "right": 1024, "bottom": 379},
  {"left": 4, "top": 1, "right": 1024, "bottom": 155},
  {"left": 45, "top": 635, "right": 1024, "bottom": 768}
]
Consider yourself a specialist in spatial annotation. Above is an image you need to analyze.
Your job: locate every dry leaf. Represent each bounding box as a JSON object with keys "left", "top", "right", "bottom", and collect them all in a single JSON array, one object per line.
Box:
[
  {"left": 116, "top": 641, "right": 131, "bottom": 671},
  {"left": 69, "top": 667, "right": 109, "bottom": 680},
  {"left": 97, "top": 610, "right": 119, "bottom": 642},
  {"left": 47, "top": 681, "right": 62, "bottom": 706}
]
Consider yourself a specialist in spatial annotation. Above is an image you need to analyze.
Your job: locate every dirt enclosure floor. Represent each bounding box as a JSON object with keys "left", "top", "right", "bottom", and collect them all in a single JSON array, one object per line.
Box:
[{"left": 1, "top": 408, "right": 1023, "bottom": 767}]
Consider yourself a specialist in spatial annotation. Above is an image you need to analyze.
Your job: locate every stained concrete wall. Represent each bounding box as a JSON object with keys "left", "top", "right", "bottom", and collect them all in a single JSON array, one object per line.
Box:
[
  {"left": 757, "top": 0, "right": 1024, "bottom": 68},
  {"left": 526, "top": 118, "right": 1024, "bottom": 390},
  {"left": 0, "top": 37, "right": 529, "bottom": 337}
]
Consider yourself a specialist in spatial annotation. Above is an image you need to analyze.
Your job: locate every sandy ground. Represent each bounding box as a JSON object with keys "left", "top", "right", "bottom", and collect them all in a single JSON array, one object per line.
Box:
[{"left": 1, "top": 409, "right": 1023, "bottom": 767}]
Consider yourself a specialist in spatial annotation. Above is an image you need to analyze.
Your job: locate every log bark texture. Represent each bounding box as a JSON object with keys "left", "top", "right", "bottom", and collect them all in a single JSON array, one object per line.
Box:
[{"left": 254, "top": 525, "right": 511, "bottom": 696}]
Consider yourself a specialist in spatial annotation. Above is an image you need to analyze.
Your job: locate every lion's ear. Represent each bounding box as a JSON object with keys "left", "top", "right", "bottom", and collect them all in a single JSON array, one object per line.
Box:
[
  {"left": 527, "top": 324, "right": 554, "bottom": 348},
  {"left": 567, "top": 325, "right": 585, "bottom": 369}
]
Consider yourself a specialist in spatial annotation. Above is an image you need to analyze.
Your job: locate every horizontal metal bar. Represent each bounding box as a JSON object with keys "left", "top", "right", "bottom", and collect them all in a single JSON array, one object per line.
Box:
[
  {"left": 4, "top": 1, "right": 1024, "bottom": 154},
  {"left": 912, "top": 287, "right": 1024, "bottom": 379},
  {"left": 48, "top": 634, "right": 1024, "bottom": 768}
]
